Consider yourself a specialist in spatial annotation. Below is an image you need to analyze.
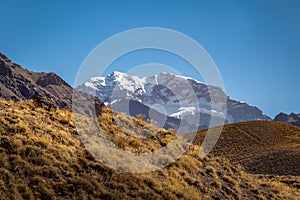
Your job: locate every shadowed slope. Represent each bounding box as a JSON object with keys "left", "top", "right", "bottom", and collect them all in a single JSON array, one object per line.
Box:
[{"left": 194, "top": 121, "right": 300, "bottom": 176}]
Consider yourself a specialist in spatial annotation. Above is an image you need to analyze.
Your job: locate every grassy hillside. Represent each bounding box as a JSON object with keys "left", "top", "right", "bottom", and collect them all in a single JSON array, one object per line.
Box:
[
  {"left": 0, "top": 99, "right": 299, "bottom": 199},
  {"left": 195, "top": 121, "right": 300, "bottom": 176}
]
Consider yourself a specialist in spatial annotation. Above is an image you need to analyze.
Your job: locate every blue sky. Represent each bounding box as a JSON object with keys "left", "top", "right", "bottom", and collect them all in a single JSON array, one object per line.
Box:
[{"left": 0, "top": 0, "right": 299, "bottom": 117}]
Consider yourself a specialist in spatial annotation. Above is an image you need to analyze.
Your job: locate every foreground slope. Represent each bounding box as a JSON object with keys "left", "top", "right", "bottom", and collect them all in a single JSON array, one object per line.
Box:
[
  {"left": 195, "top": 121, "right": 300, "bottom": 176},
  {"left": 0, "top": 99, "right": 299, "bottom": 199}
]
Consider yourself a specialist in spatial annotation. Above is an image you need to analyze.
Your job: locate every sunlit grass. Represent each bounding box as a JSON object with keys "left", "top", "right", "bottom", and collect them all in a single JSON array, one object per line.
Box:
[{"left": 0, "top": 99, "right": 299, "bottom": 199}]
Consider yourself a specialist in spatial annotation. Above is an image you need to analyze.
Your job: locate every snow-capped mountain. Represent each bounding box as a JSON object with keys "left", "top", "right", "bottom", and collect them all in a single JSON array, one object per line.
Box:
[{"left": 78, "top": 71, "right": 270, "bottom": 132}]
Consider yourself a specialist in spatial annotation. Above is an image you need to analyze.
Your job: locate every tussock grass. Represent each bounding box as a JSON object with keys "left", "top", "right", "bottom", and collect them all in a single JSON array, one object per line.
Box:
[{"left": 0, "top": 99, "right": 299, "bottom": 199}]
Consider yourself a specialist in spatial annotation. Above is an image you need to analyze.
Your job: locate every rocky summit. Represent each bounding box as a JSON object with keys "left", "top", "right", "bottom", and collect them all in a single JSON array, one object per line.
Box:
[{"left": 274, "top": 112, "right": 300, "bottom": 127}]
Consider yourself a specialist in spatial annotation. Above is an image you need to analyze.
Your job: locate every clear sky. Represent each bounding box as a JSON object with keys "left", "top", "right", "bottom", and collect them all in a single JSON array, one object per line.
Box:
[{"left": 0, "top": 0, "right": 299, "bottom": 118}]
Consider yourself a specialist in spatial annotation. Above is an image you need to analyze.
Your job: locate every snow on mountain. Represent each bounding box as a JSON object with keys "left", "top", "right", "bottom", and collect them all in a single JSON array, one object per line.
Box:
[{"left": 78, "top": 71, "right": 270, "bottom": 131}]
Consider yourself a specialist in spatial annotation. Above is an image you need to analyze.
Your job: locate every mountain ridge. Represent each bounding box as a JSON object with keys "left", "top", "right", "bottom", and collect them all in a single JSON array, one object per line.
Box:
[
  {"left": 0, "top": 52, "right": 106, "bottom": 117},
  {"left": 79, "top": 71, "right": 271, "bottom": 131},
  {"left": 0, "top": 52, "right": 72, "bottom": 108},
  {"left": 0, "top": 52, "right": 299, "bottom": 199},
  {"left": 274, "top": 112, "right": 300, "bottom": 127},
  {"left": 2, "top": 52, "right": 298, "bottom": 130}
]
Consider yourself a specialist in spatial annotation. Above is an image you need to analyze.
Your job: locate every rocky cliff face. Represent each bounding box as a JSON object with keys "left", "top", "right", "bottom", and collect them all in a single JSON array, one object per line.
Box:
[{"left": 274, "top": 112, "right": 300, "bottom": 127}]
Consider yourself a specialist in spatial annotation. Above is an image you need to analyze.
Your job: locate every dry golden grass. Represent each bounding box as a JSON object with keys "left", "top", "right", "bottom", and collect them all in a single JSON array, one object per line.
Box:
[
  {"left": 0, "top": 99, "right": 299, "bottom": 199},
  {"left": 194, "top": 120, "right": 300, "bottom": 176}
]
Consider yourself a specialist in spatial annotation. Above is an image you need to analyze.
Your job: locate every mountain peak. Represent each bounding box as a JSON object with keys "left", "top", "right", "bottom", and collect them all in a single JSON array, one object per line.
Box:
[
  {"left": 0, "top": 52, "right": 10, "bottom": 61},
  {"left": 274, "top": 112, "right": 300, "bottom": 127},
  {"left": 36, "top": 72, "right": 68, "bottom": 87},
  {"left": 109, "top": 71, "right": 127, "bottom": 77},
  {"left": 78, "top": 71, "right": 270, "bottom": 131}
]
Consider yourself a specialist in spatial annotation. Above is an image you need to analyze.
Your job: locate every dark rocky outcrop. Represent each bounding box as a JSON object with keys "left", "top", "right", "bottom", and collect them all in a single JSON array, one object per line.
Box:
[
  {"left": 0, "top": 52, "right": 72, "bottom": 107},
  {"left": 36, "top": 72, "right": 67, "bottom": 87},
  {"left": 274, "top": 112, "right": 300, "bottom": 127},
  {"left": 111, "top": 99, "right": 181, "bottom": 130}
]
